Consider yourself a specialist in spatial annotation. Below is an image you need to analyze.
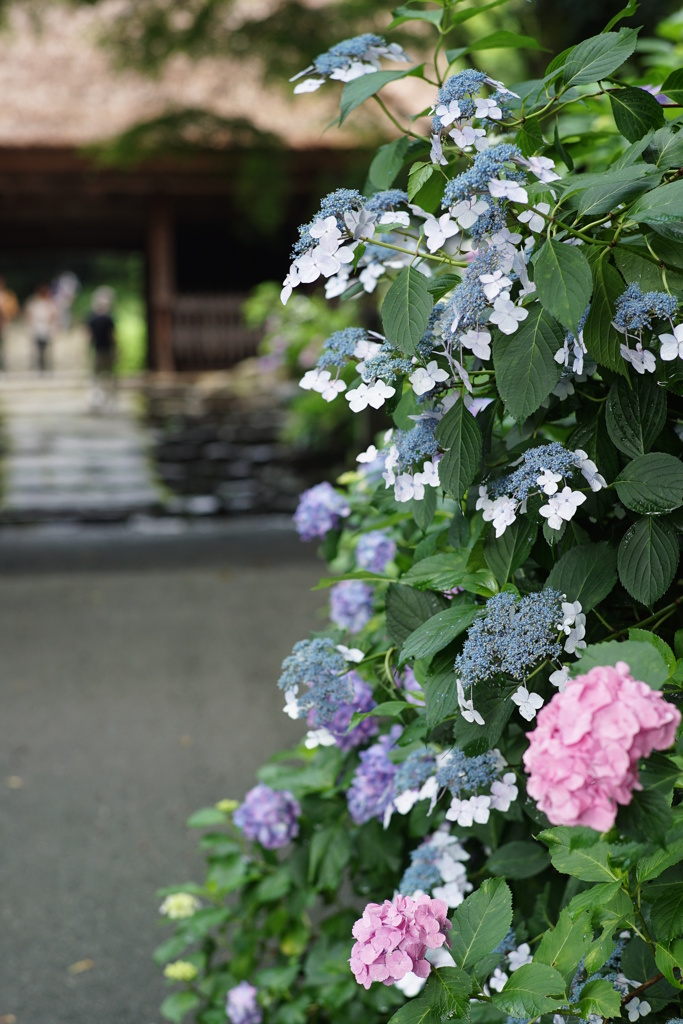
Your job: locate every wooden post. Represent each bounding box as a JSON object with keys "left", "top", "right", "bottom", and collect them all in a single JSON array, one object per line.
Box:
[{"left": 147, "top": 203, "right": 175, "bottom": 372}]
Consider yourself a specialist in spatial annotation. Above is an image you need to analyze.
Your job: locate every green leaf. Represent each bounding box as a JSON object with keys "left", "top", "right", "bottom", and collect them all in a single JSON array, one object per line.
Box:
[
  {"left": 629, "top": 629, "right": 676, "bottom": 672},
  {"left": 661, "top": 67, "right": 683, "bottom": 105},
  {"left": 615, "top": 453, "right": 683, "bottom": 515},
  {"left": 637, "top": 826, "right": 683, "bottom": 881},
  {"left": 604, "top": 0, "right": 639, "bottom": 32},
  {"left": 619, "top": 787, "right": 674, "bottom": 842},
  {"left": 425, "top": 966, "right": 473, "bottom": 1019},
  {"left": 618, "top": 517, "right": 680, "bottom": 606},
  {"left": 546, "top": 843, "right": 618, "bottom": 882},
  {"left": 408, "top": 162, "right": 436, "bottom": 202},
  {"left": 562, "top": 29, "right": 638, "bottom": 88},
  {"left": 534, "top": 239, "right": 593, "bottom": 333},
  {"left": 613, "top": 130, "right": 656, "bottom": 169},
  {"left": 449, "top": 877, "right": 513, "bottom": 972},
  {"left": 388, "top": 998, "right": 438, "bottom": 1024},
  {"left": 571, "top": 638, "right": 669, "bottom": 688},
  {"left": 644, "top": 126, "right": 683, "bottom": 170},
  {"left": 153, "top": 932, "right": 194, "bottom": 966},
  {"left": 492, "top": 963, "right": 566, "bottom": 1018},
  {"left": 445, "top": 29, "right": 546, "bottom": 63},
  {"left": 401, "top": 552, "right": 468, "bottom": 590},
  {"left": 486, "top": 841, "right": 550, "bottom": 879},
  {"left": 515, "top": 119, "right": 544, "bottom": 158},
  {"left": 314, "top": 570, "right": 393, "bottom": 589},
  {"left": 651, "top": 884, "right": 683, "bottom": 942},
  {"left": 567, "top": 880, "right": 624, "bottom": 918},
  {"left": 582, "top": 257, "right": 627, "bottom": 375},
  {"left": 388, "top": 6, "right": 443, "bottom": 29},
  {"left": 386, "top": 584, "right": 447, "bottom": 646},
  {"left": 382, "top": 266, "right": 433, "bottom": 357},
  {"left": 576, "top": 170, "right": 661, "bottom": 218},
  {"left": 161, "top": 992, "right": 202, "bottom": 1024},
  {"left": 435, "top": 399, "right": 483, "bottom": 501},
  {"left": 368, "top": 137, "right": 411, "bottom": 190},
  {"left": 655, "top": 940, "right": 683, "bottom": 990},
  {"left": 535, "top": 909, "right": 593, "bottom": 985},
  {"left": 545, "top": 542, "right": 617, "bottom": 612},
  {"left": 186, "top": 807, "right": 228, "bottom": 828},
  {"left": 630, "top": 178, "right": 683, "bottom": 242},
  {"left": 339, "top": 66, "right": 424, "bottom": 125},
  {"left": 308, "top": 826, "right": 351, "bottom": 890},
  {"left": 605, "top": 375, "right": 667, "bottom": 458},
  {"left": 427, "top": 273, "right": 459, "bottom": 301},
  {"left": 484, "top": 520, "right": 538, "bottom": 587},
  {"left": 413, "top": 487, "right": 437, "bottom": 532},
  {"left": 576, "top": 978, "right": 621, "bottom": 1018},
  {"left": 399, "top": 603, "right": 481, "bottom": 663},
  {"left": 493, "top": 305, "right": 564, "bottom": 420},
  {"left": 610, "top": 86, "right": 665, "bottom": 141}
]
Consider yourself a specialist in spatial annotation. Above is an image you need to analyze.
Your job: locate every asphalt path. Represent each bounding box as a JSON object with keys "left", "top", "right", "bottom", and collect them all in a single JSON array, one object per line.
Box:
[{"left": 0, "top": 518, "right": 324, "bottom": 1023}]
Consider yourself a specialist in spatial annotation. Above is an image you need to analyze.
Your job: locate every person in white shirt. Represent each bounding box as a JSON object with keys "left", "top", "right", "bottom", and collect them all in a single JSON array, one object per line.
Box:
[{"left": 25, "top": 284, "right": 57, "bottom": 373}]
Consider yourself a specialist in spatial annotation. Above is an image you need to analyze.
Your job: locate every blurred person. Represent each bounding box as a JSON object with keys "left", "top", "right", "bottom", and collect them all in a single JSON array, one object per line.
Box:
[
  {"left": 87, "top": 286, "right": 117, "bottom": 411},
  {"left": 0, "top": 276, "right": 19, "bottom": 371},
  {"left": 25, "top": 284, "right": 57, "bottom": 373},
  {"left": 52, "top": 271, "right": 80, "bottom": 330}
]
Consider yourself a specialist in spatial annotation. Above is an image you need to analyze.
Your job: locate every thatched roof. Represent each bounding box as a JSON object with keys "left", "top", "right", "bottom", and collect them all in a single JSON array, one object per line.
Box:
[{"left": 0, "top": 1, "right": 434, "bottom": 151}]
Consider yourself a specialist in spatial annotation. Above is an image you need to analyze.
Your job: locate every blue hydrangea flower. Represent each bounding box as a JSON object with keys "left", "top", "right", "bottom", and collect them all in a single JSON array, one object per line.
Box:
[
  {"left": 234, "top": 784, "right": 300, "bottom": 850},
  {"left": 490, "top": 442, "right": 578, "bottom": 501},
  {"left": 294, "top": 482, "right": 350, "bottom": 541},
  {"left": 394, "top": 749, "right": 437, "bottom": 796},
  {"left": 292, "top": 188, "right": 365, "bottom": 258},
  {"left": 455, "top": 590, "right": 563, "bottom": 687},
  {"left": 279, "top": 637, "right": 353, "bottom": 725},
  {"left": 309, "top": 671, "right": 378, "bottom": 752},
  {"left": 436, "top": 748, "right": 499, "bottom": 796},
  {"left": 226, "top": 982, "right": 262, "bottom": 1024},
  {"left": 442, "top": 144, "right": 524, "bottom": 210},
  {"left": 360, "top": 342, "right": 414, "bottom": 383},
  {"left": 395, "top": 419, "right": 441, "bottom": 472},
  {"left": 317, "top": 327, "right": 368, "bottom": 370},
  {"left": 356, "top": 531, "right": 396, "bottom": 573},
  {"left": 347, "top": 726, "right": 402, "bottom": 824},
  {"left": 614, "top": 282, "right": 678, "bottom": 333},
  {"left": 330, "top": 580, "right": 374, "bottom": 633}
]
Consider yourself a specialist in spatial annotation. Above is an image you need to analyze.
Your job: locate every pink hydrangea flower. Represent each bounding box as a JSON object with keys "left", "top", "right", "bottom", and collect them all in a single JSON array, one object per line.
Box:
[
  {"left": 523, "top": 661, "right": 680, "bottom": 832},
  {"left": 349, "top": 893, "right": 451, "bottom": 989}
]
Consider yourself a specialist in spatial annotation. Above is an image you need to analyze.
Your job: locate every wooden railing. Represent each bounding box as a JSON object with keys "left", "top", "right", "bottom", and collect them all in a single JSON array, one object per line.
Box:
[{"left": 171, "top": 293, "right": 262, "bottom": 371}]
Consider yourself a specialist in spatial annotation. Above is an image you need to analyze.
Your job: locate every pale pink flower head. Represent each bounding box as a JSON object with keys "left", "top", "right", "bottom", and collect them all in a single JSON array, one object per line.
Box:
[
  {"left": 523, "top": 661, "right": 680, "bottom": 832},
  {"left": 349, "top": 893, "right": 451, "bottom": 989}
]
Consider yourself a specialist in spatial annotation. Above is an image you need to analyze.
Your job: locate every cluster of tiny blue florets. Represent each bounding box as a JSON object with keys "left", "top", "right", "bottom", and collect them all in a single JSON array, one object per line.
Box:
[
  {"left": 433, "top": 70, "right": 488, "bottom": 128},
  {"left": 292, "top": 188, "right": 364, "bottom": 257},
  {"left": 317, "top": 327, "right": 367, "bottom": 370},
  {"left": 394, "top": 750, "right": 437, "bottom": 796},
  {"left": 365, "top": 189, "right": 409, "bottom": 213},
  {"left": 568, "top": 934, "right": 628, "bottom": 1004},
  {"left": 312, "top": 33, "right": 386, "bottom": 75},
  {"left": 278, "top": 638, "right": 353, "bottom": 724},
  {"left": 490, "top": 442, "right": 578, "bottom": 501},
  {"left": 436, "top": 748, "right": 499, "bottom": 796},
  {"left": 395, "top": 420, "right": 440, "bottom": 471},
  {"left": 613, "top": 282, "right": 678, "bottom": 333},
  {"left": 442, "top": 144, "right": 524, "bottom": 209},
  {"left": 440, "top": 251, "right": 502, "bottom": 333},
  {"left": 362, "top": 342, "right": 414, "bottom": 383},
  {"left": 455, "top": 590, "right": 563, "bottom": 687},
  {"left": 494, "top": 930, "right": 518, "bottom": 957},
  {"left": 399, "top": 841, "right": 443, "bottom": 895}
]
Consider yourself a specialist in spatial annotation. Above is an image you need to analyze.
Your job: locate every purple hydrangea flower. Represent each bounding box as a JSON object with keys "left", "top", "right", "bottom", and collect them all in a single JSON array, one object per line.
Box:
[
  {"left": 294, "top": 482, "right": 350, "bottom": 541},
  {"left": 310, "top": 671, "right": 379, "bottom": 751},
  {"left": 226, "top": 982, "right": 262, "bottom": 1024},
  {"left": 398, "top": 666, "right": 425, "bottom": 706},
  {"left": 356, "top": 531, "right": 396, "bottom": 573},
  {"left": 347, "top": 726, "right": 402, "bottom": 824},
  {"left": 330, "top": 580, "right": 373, "bottom": 633},
  {"left": 234, "top": 784, "right": 301, "bottom": 849}
]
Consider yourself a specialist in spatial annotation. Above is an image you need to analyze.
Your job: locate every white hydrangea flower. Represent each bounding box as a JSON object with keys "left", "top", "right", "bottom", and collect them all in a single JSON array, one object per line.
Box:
[
  {"left": 620, "top": 342, "right": 656, "bottom": 374},
  {"left": 356, "top": 444, "right": 379, "bottom": 464},
  {"left": 511, "top": 685, "right": 544, "bottom": 721},
  {"left": 159, "top": 893, "right": 201, "bottom": 919},
  {"left": 450, "top": 125, "right": 489, "bottom": 151},
  {"left": 359, "top": 262, "right": 385, "bottom": 293},
  {"left": 489, "top": 294, "right": 529, "bottom": 335},
  {"left": 507, "top": 943, "right": 533, "bottom": 972},
  {"left": 293, "top": 77, "right": 325, "bottom": 94},
  {"left": 517, "top": 202, "right": 550, "bottom": 233},
  {"left": 526, "top": 156, "right": 561, "bottom": 183},
  {"left": 480, "top": 271, "right": 512, "bottom": 301},
  {"left": 430, "top": 134, "right": 448, "bottom": 166},
  {"left": 394, "top": 472, "right": 424, "bottom": 503},
  {"left": 459, "top": 329, "right": 491, "bottom": 360},
  {"left": 488, "top": 967, "right": 508, "bottom": 992},
  {"left": 304, "top": 728, "right": 337, "bottom": 749},
  {"left": 481, "top": 495, "right": 517, "bottom": 537},
  {"left": 451, "top": 197, "right": 489, "bottom": 229},
  {"left": 346, "top": 379, "right": 395, "bottom": 412},
  {"left": 549, "top": 666, "right": 570, "bottom": 691},
  {"left": 336, "top": 644, "right": 364, "bottom": 662},
  {"left": 382, "top": 445, "right": 399, "bottom": 487},
  {"left": 489, "top": 773, "right": 518, "bottom": 812},
  {"left": 446, "top": 794, "right": 491, "bottom": 827},
  {"left": 488, "top": 178, "right": 528, "bottom": 204},
  {"left": 435, "top": 100, "right": 462, "bottom": 126},
  {"left": 539, "top": 487, "right": 586, "bottom": 530},
  {"left": 457, "top": 679, "right": 486, "bottom": 726},
  {"left": 283, "top": 687, "right": 301, "bottom": 719},
  {"left": 626, "top": 998, "right": 651, "bottom": 1023},
  {"left": 475, "top": 96, "right": 502, "bottom": 120},
  {"left": 574, "top": 450, "right": 607, "bottom": 492},
  {"left": 537, "top": 469, "right": 562, "bottom": 495},
  {"left": 423, "top": 213, "right": 459, "bottom": 253},
  {"left": 409, "top": 360, "right": 450, "bottom": 395},
  {"left": 659, "top": 324, "right": 683, "bottom": 360}
]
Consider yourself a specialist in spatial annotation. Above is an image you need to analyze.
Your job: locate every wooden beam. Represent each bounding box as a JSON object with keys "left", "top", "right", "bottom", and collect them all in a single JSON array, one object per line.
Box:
[{"left": 147, "top": 203, "right": 176, "bottom": 373}]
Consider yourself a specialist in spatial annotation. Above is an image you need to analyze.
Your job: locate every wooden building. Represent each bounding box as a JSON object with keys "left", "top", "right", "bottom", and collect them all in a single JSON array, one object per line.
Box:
[{"left": 0, "top": 2, "right": 418, "bottom": 370}]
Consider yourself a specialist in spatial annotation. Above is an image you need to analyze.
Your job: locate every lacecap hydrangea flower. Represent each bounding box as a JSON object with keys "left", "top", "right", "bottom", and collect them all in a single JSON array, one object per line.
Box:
[
  {"left": 356, "top": 530, "right": 396, "bottom": 573},
  {"left": 233, "top": 784, "right": 301, "bottom": 849},
  {"left": 294, "top": 482, "right": 350, "bottom": 541},
  {"left": 347, "top": 726, "right": 402, "bottom": 824},
  {"left": 226, "top": 981, "right": 263, "bottom": 1024},
  {"left": 350, "top": 893, "right": 452, "bottom": 989},
  {"left": 307, "top": 671, "right": 379, "bottom": 752},
  {"left": 524, "top": 661, "right": 681, "bottom": 831},
  {"left": 159, "top": 892, "right": 201, "bottom": 919}
]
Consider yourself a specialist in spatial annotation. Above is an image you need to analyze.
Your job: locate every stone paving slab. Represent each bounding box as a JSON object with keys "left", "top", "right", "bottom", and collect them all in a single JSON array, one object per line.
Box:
[{"left": 0, "top": 370, "right": 163, "bottom": 522}]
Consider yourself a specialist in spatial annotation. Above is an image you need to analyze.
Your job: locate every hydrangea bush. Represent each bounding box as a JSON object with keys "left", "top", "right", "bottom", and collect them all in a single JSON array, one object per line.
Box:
[{"left": 155, "top": 4, "right": 683, "bottom": 1023}]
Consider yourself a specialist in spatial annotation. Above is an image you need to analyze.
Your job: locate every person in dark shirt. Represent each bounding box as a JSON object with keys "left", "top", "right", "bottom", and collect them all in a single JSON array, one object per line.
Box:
[{"left": 87, "top": 286, "right": 117, "bottom": 411}]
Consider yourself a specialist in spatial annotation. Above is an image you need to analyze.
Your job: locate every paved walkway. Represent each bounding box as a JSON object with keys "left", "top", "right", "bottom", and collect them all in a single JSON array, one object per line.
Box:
[{"left": 0, "top": 325, "right": 161, "bottom": 522}]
